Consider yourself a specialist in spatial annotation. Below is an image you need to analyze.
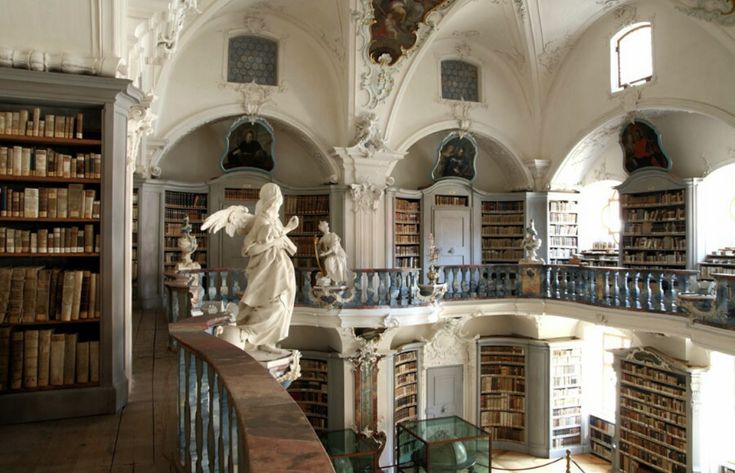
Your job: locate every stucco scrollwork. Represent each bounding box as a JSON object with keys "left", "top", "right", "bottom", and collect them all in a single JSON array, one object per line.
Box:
[
  {"left": 127, "top": 96, "right": 157, "bottom": 174},
  {"left": 675, "top": 0, "right": 735, "bottom": 25},
  {"left": 350, "top": 182, "right": 385, "bottom": 213},
  {"left": 421, "top": 316, "right": 476, "bottom": 367},
  {"left": 219, "top": 80, "right": 285, "bottom": 120},
  {"left": 352, "top": 112, "right": 387, "bottom": 153},
  {"left": 360, "top": 54, "right": 397, "bottom": 110},
  {"left": 157, "top": 0, "right": 201, "bottom": 56}
]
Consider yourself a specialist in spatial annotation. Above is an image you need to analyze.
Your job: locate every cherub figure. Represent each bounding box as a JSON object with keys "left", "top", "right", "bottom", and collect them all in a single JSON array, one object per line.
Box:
[
  {"left": 202, "top": 183, "right": 298, "bottom": 355},
  {"left": 520, "top": 219, "right": 544, "bottom": 264}
]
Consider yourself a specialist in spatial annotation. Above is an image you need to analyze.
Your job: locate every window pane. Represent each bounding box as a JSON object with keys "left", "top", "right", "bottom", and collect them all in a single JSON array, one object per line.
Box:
[
  {"left": 441, "top": 60, "right": 479, "bottom": 102},
  {"left": 618, "top": 26, "right": 652, "bottom": 87},
  {"left": 228, "top": 36, "right": 278, "bottom": 85}
]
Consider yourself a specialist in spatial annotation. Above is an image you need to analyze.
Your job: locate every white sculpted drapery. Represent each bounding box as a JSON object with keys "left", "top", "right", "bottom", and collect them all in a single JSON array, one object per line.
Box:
[{"left": 202, "top": 183, "right": 298, "bottom": 353}]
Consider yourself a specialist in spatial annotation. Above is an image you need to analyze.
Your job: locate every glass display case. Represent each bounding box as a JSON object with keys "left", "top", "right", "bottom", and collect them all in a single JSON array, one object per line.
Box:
[
  {"left": 319, "top": 429, "right": 381, "bottom": 473},
  {"left": 396, "top": 416, "right": 491, "bottom": 472}
]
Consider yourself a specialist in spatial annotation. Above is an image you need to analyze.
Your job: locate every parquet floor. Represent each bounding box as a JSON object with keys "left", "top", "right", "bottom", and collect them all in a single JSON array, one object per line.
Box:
[{"left": 0, "top": 309, "right": 177, "bottom": 473}]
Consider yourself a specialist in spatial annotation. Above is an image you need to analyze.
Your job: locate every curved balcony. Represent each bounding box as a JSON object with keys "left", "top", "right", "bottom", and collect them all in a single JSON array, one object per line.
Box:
[{"left": 168, "top": 314, "right": 335, "bottom": 473}]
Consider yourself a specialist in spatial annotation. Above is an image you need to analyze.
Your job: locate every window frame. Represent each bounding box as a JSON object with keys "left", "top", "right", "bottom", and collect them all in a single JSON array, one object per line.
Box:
[
  {"left": 610, "top": 21, "right": 654, "bottom": 94},
  {"left": 224, "top": 33, "right": 280, "bottom": 86},
  {"left": 438, "top": 57, "right": 482, "bottom": 103}
]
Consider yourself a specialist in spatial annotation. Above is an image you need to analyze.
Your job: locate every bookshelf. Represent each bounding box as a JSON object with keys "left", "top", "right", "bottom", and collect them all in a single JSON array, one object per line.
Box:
[
  {"left": 548, "top": 196, "right": 579, "bottom": 264},
  {"left": 480, "top": 199, "right": 525, "bottom": 263},
  {"left": 394, "top": 198, "right": 421, "bottom": 269},
  {"left": 614, "top": 347, "right": 702, "bottom": 473},
  {"left": 699, "top": 247, "right": 735, "bottom": 279},
  {"left": 589, "top": 415, "right": 615, "bottom": 462},
  {"left": 478, "top": 342, "right": 526, "bottom": 444},
  {"left": 0, "top": 68, "right": 141, "bottom": 422},
  {"left": 580, "top": 249, "right": 620, "bottom": 267},
  {"left": 394, "top": 348, "right": 419, "bottom": 425},
  {"left": 163, "top": 190, "right": 208, "bottom": 272},
  {"left": 287, "top": 357, "right": 329, "bottom": 432},
  {"left": 283, "top": 194, "right": 329, "bottom": 269},
  {"left": 549, "top": 342, "right": 584, "bottom": 455}
]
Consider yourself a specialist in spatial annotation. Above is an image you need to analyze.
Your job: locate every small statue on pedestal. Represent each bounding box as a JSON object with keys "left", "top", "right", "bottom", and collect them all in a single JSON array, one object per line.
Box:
[
  {"left": 418, "top": 233, "right": 447, "bottom": 303},
  {"left": 520, "top": 219, "right": 545, "bottom": 264},
  {"left": 176, "top": 216, "right": 201, "bottom": 271},
  {"left": 310, "top": 221, "right": 354, "bottom": 308}
]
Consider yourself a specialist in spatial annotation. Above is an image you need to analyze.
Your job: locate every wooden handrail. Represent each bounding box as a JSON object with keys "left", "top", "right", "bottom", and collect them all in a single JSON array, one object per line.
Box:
[{"left": 169, "top": 315, "right": 335, "bottom": 473}]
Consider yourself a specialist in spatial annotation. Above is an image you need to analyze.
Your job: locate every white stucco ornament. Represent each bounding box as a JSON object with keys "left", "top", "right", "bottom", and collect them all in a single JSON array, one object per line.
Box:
[{"left": 350, "top": 182, "right": 384, "bottom": 213}]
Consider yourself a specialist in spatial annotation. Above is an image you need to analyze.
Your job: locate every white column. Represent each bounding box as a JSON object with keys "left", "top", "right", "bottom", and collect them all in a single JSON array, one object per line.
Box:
[
  {"left": 690, "top": 371, "right": 705, "bottom": 473},
  {"left": 333, "top": 146, "right": 405, "bottom": 269}
]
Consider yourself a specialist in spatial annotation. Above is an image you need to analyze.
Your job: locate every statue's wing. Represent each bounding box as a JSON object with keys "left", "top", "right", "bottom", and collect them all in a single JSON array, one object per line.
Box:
[{"left": 202, "top": 206, "right": 254, "bottom": 238}]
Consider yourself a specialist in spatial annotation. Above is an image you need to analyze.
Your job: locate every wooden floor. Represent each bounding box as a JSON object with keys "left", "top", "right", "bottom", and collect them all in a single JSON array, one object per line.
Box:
[{"left": 0, "top": 309, "right": 178, "bottom": 473}]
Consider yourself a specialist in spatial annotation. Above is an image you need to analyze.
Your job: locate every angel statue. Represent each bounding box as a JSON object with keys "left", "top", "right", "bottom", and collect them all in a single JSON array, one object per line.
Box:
[
  {"left": 520, "top": 219, "right": 544, "bottom": 264},
  {"left": 202, "top": 183, "right": 298, "bottom": 355}
]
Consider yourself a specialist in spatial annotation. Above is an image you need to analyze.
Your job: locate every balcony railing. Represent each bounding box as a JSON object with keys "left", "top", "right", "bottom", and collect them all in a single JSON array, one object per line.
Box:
[
  {"left": 164, "top": 264, "right": 734, "bottom": 332},
  {"left": 169, "top": 314, "right": 335, "bottom": 473}
]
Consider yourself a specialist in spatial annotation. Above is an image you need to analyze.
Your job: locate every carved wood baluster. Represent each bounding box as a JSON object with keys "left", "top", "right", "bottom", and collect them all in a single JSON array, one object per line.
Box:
[
  {"left": 642, "top": 271, "right": 652, "bottom": 311},
  {"left": 631, "top": 271, "right": 641, "bottom": 309},
  {"left": 657, "top": 272, "right": 666, "bottom": 312},
  {"left": 207, "top": 368, "right": 217, "bottom": 472},
  {"left": 669, "top": 273, "right": 678, "bottom": 312},
  {"left": 218, "top": 379, "right": 228, "bottom": 473}
]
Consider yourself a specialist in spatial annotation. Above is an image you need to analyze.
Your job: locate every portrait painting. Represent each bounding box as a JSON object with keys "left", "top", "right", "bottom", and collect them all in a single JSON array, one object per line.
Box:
[
  {"left": 220, "top": 116, "right": 275, "bottom": 172},
  {"left": 431, "top": 132, "right": 477, "bottom": 181},
  {"left": 369, "top": 0, "right": 448, "bottom": 65},
  {"left": 620, "top": 120, "right": 672, "bottom": 174}
]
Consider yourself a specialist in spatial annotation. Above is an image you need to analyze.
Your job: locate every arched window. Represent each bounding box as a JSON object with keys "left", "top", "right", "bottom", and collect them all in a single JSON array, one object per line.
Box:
[
  {"left": 227, "top": 36, "right": 278, "bottom": 86},
  {"left": 610, "top": 22, "right": 653, "bottom": 92},
  {"left": 441, "top": 60, "right": 479, "bottom": 102}
]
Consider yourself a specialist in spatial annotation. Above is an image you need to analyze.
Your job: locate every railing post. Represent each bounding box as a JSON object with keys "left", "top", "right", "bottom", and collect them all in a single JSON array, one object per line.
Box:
[
  {"left": 553, "top": 266, "right": 561, "bottom": 299},
  {"left": 631, "top": 271, "right": 641, "bottom": 309},
  {"left": 657, "top": 272, "right": 666, "bottom": 312},
  {"left": 611, "top": 269, "right": 620, "bottom": 307},
  {"left": 621, "top": 269, "right": 630, "bottom": 308},
  {"left": 642, "top": 270, "right": 653, "bottom": 311},
  {"left": 602, "top": 269, "right": 611, "bottom": 306},
  {"left": 669, "top": 273, "right": 678, "bottom": 312},
  {"left": 452, "top": 267, "right": 461, "bottom": 299}
]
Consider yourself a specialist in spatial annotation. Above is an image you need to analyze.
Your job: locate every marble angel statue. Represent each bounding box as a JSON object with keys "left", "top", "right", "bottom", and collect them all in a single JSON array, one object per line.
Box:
[
  {"left": 202, "top": 183, "right": 298, "bottom": 355},
  {"left": 315, "top": 220, "right": 351, "bottom": 286}
]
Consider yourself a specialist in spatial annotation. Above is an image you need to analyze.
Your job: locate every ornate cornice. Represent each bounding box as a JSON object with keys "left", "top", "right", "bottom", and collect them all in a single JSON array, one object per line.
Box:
[{"left": 0, "top": 48, "right": 121, "bottom": 77}]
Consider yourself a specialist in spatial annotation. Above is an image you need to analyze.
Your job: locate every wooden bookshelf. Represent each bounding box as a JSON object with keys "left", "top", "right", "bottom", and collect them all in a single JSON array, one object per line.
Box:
[
  {"left": 580, "top": 249, "right": 620, "bottom": 267},
  {"left": 699, "top": 247, "right": 735, "bottom": 279},
  {"left": 548, "top": 197, "right": 579, "bottom": 264},
  {"left": 589, "top": 415, "right": 615, "bottom": 462},
  {"left": 620, "top": 189, "right": 687, "bottom": 269},
  {"left": 614, "top": 347, "right": 700, "bottom": 473},
  {"left": 287, "top": 358, "right": 329, "bottom": 432},
  {"left": 283, "top": 194, "right": 329, "bottom": 269},
  {"left": 481, "top": 199, "right": 524, "bottom": 263},
  {"left": 163, "top": 190, "right": 208, "bottom": 272},
  {"left": 394, "top": 349, "right": 419, "bottom": 424},
  {"left": 0, "top": 69, "right": 139, "bottom": 422},
  {"left": 549, "top": 343, "right": 583, "bottom": 453},
  {"left": 478, "top": 343, "right": 526, "bottom": 443},
  {"left": 394, "top": 198, "right": 420, "bottom": 269}
]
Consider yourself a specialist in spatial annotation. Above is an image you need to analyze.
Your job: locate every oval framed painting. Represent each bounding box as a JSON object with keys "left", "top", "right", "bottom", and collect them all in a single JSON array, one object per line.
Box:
[
  {"left": 220, "top": 116, "right": 275, "bottom": 173},
  {"left": 431, "top": 132, "right": 477, "bottom": 182}
]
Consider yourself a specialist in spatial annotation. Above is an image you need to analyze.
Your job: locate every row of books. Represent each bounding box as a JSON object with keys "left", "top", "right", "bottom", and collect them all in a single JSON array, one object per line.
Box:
[
  {"left": 395, "top": 235, "right": 419, "bottom": 244},
  {"left": 0, "top": 147, "right": 101, "bottom": 179},
  {"left": 552, "top": 374, "right": 580, "bottom": 386},
  {"left": 396, "top": 394, "right": 416, "bottom": 408},
  {"left": 0, "top": 268, "right": 100, "bottom": 324},
  {"left": 164, "top": 208, "right": 206, "bottom": 221},
  {"left": 550, "top": 237, "right": 578, "bottom": 247},
  {"left": 621, "top": 417, "right": 685, "bottom": 444},
  {"left": 288, "top": 390, "right": 327, "bottom": 403},
  {"left": 395, "top": 362, "right": 417, "bottom": 376},
  {"left": 485, "top": 426, "right": 523, "bottom": 442},
  {"left": 435, "top": 195, "right": 468, "bottom": 207},
  {"left": 395, "top": 384, "right": 417, "bottom": 399},
  {"left": 395, "top": 246, "right": 419, "bottom": 257},
  {"left": 626, "top": 208, "right": 685, "bottom": 221},
  {"left": 625, "top": 221, "right": 686, "bottom": 234},
  {"left": 620, "top": 397, "right": 686, "bottom": 426},
  {"left": 480, "top": 364, "right": 524, "bottom": 376},
  {"left": 482, "top": 238, "right": 522, "bottom": 249},
  {"left": 621, "top": 372, "right": 686, "bottom": 398},
  {"left": 482, "top": 249, "right": 523, "bottom": 261},
  {"left": 482, "top": 201, "right": 523, "bottom": 212},
  {"left": 481, "top": 376, "right": 525, "bottom": 392},
  {"left": 283, "top": 195, "right": 329, "bottom": 215},
  {"left": 480, "top": 410, "right": 524, "bottom": 427},
  {"left": 395, "top": 199, "right": 419, "bottom": 212},
  {"left": 619, "top": 437, "right": 687, "bottom": 468},
  {"left": 621, "top": 424, "right": 686, "bottom": 452},
  {"left": 481, "top": 227, "right": 523, "bottom": 236},
  {"left": 0, "top": 225, "right": 98, "bottom": 254},
  {"left": 395, "top": 213, "right": 419, "bottom": 224},
  {"left": 552, "top": 434, "right": 582, "bottom": 448},
  {"left": 0, "top": 329, "right": 98, "bottom": 391},
  {"left": 290, "top": 237, "right": 317, "bottom": 257},
  {"left": 395, "top": 372, "right": 416, "bottom": 387},
  {"left": 549, "top": 214, "right": 578, "bottom": 224},
  {"left": 0, "top": 109, "right": 85, "bottom": 139},
  {"left": 624, "top": 236, "right": 686, "bottom": 250},
  {"left": 482, "top": 215, "right": 524, "bottom": 224},
  {"left": 301, "top": 360, "right": 327, "bottom": 373},
  {"left": 395, "top": 224, "right": 418, "bottom": 234},
  {"left": 618, "top": 450, "right": 686, "bottom": 473},
  {"left": 622, "top": 191, "right": 685, "bottom": 207},
  {"left": 553, "top": 406, "right": 581, "bottom": 417},
  {"left": 165, "top": 191, "right": 207, "bottom": 208},
  {"left": 395, "top": 405, "right": 417, "bottom": 423},
  {"left": 1, "top": 186, "right": 99, "bottom": 219},
  {"left": 553, "top": 415, "right": 582, "bottom": 428},
  {"left": 480, "top": 395, "right": 525, "bottom": 411},
  {"left": 223, "top": 188, "right": 259, "bottom": 201},
  {"left": 549, "top": 201, "right": 578, "bottom": 212},
  {"left": 623, "top": 253, "right": 686, "bottom": 264},
  {"left": 550, "top": 225, "right": 578, "bottom": 236}
]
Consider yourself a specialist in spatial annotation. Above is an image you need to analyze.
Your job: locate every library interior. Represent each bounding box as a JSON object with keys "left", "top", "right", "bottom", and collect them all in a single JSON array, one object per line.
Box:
[{"left": 1, "top": 0, "right": 735, "bottom": 472}]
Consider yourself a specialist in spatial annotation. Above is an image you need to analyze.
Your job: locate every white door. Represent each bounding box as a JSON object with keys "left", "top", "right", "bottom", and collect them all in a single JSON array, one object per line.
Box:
[
  {"left": 426, "top": 365, "right": 463, "bottom": 419},
  {"left": 433, "top": 208, "right": 471, "bottom": 267}
]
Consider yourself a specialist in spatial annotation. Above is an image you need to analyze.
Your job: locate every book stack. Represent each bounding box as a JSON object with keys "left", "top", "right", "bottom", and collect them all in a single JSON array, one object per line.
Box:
[
  {"left": 0, "top": 185, "right": 99, "bottom": 218},
  {"left": 0, "top": 267, "right": 100, "bottom": 323},
  {"left": 0, "top": 328, "right": 99, "bottom": 391},
  {"left": 0, "top": 108, "right": 84, "bottom": 139},
  {"left": 0, "top": 225, "right": 98, "bottom": 254},
  {"left": 0, "top": 147, "right": 101, "bottom": 178}
]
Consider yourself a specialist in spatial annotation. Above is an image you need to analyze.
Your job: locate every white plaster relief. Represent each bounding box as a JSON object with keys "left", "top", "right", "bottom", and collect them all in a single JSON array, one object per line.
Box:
[
  {"left": 674, "top": 0, "right": 735, "bottom": 25},
  {"left": 218, "top": 80, "right": 285, "bottom": 118},
  {"left": 0, "top": 47, "right": 121, "bottom": 77},
  {"left": 157, "top": 0, "right": 201, "bottom": 56},
  {"left": 128, "top": 95, "right": 157, "bottom": 175},
  {"left": 350, "top": 182, "right": 385, "bottom": 213}
]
